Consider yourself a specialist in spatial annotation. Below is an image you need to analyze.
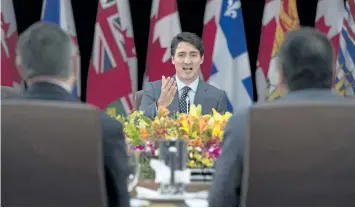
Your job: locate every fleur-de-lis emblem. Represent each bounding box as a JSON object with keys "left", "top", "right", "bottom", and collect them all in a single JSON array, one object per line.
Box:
[{"left": 224, "top": 0, "right": 241, "bottom": 19}]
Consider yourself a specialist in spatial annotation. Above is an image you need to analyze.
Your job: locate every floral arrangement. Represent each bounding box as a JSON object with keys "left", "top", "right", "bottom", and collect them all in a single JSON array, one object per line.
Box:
[{"left": 113, "top": 104, "right": 232, "bottom": 169}]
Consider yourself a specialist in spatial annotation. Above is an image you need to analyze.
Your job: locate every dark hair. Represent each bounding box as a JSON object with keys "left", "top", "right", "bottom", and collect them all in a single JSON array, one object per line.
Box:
[
  {"left": 170, "top": 32, "right": 204, "bottom": 56},
  {"left": 278, "top": 27, "right": 334, "bottom": 91}
]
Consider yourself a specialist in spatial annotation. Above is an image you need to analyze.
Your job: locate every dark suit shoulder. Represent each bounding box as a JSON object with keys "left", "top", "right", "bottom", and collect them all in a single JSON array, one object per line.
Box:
[{"left": 100, "top": 113, "right": 124, "bottom": 140}]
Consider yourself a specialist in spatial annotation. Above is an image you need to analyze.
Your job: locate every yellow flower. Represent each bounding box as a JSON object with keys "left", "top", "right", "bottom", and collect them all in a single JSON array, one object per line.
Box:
[
  {"left": 212, "top": 108, "right": 222, "bottom": 120},
  {"left": 212, "top": 125, "right": 222, "bottom": 138},
  {"left": 106, "top": 107, "right": 116, "bottom": 118},
  {"left": 202, "top": 158, "right": 212, "bottom": 167},
  {"left": 180, "top": 118, "right": 190, "bottom": 133},
  {"left": 189, "top": 104, "right": 202, "bottom": 118},
  {"left": 188, "top": 160, "right": 196, "bottom": 168}
]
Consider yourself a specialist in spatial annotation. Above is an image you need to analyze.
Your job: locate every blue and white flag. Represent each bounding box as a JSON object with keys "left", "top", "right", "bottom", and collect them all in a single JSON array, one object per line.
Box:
[
  {"left": 203, "top": 0, "right": 253, "bottom": 112},
  {"left": 334, "top": 0, "right": 355, "bottom": 98},
  {"left": 41, "top": 0, "right": 81, "bottom": 99}
]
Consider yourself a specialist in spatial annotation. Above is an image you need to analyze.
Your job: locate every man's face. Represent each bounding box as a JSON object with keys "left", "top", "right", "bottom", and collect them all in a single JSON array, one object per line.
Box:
[{"left": 172, "top": 41, "right": 203, "bottom": 84}]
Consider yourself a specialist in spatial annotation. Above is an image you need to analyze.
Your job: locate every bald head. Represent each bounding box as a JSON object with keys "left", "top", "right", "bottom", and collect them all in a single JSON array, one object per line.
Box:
[
  {"left": 278, "top": 27, "right": 334, "bottom": 91},
  {"left": 16, "top": 22, "right": 74, "bottom": 81}
]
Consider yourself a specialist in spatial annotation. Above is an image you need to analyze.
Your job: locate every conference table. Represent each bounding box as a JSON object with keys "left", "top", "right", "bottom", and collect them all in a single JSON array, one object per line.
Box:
[{"left": 130, "top": 180, "right": 211, "bottom": 207}]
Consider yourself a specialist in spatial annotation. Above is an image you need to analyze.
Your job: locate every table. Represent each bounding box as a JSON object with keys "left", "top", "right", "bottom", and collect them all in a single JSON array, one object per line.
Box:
[{"left": 130, "top": 180, "right": 211, "bottom": 207}]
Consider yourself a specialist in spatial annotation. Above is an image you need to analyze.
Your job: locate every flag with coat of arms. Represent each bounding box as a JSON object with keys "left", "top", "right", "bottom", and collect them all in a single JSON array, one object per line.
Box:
[
  {"left": 1, "top": 0, "right": 21, "bottom": 88},
  {"left": 202, "top": 0, "right": 253, "bottom": 112},
  {"left": 41, "top": 0, "right": 81, "bottom": 99},
  {"left": 334, "top": 0, "right": 355, "bottom": 97},
  {"left": 86, "top": 0, "right": 137, "bottom": 117},
  {"left": 255, "top": 0, "right": 300, "bottom": 102}
]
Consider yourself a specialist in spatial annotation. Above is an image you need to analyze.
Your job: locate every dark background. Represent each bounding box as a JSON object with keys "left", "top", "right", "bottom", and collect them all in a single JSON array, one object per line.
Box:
[{"left": 12, "top": 0, "right": 322, "bottom": 102}]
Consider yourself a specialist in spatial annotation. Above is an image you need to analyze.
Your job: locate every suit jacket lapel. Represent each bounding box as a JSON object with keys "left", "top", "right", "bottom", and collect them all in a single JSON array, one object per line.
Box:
[{"left": 194, "top": 80, "right": 208, "bottom": 106}]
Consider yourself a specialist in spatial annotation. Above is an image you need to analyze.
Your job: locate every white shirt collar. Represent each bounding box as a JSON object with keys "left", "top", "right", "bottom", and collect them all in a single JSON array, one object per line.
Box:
[{"left": 175, "top": 76, "right": 199, "bottom": 93}]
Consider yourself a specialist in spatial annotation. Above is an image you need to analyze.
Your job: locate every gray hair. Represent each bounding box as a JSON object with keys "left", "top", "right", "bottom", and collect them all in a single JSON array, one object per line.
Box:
[
  {"left": 278, "top": 27, "right": 334, "bottom": 91},
  {"left": 16, "top": 22, "right": 74, "bottom": 80}
]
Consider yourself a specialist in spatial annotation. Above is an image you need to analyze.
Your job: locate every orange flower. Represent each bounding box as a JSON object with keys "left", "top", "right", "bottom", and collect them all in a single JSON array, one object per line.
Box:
[
  {"left": 157, "top": 106, "right": 169, "bottom": 117},
  {"left": 189, "top": 137, "right": 203, "bottom": 147},
  {"left": 197, "top": 118, "right": 208, "bottom": 133},
  {"left": 139, "top": 128, "right": 149, "bottom": 139}
]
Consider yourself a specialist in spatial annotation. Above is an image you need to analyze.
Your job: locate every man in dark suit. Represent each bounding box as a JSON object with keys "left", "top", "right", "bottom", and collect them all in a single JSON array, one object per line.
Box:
[
  {"left": 208, "top": 27, "right": 353, "bottom": 206},
  {"left": 139, "top": 32, "right": 227, "bottom": 118},
  {"left": 15, "top": 22, "right": 130, "bottom": 206}
]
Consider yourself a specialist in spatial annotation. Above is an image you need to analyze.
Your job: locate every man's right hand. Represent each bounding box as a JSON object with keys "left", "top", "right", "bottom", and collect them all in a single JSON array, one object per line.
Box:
[{"left": 157, "top": 76, "right": 177, "bottom": 108}]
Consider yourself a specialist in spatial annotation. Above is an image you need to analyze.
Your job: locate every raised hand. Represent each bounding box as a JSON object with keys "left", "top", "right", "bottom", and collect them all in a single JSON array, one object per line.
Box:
[{"left": 157, "top": 76, "right": 177, "bottom": 108}]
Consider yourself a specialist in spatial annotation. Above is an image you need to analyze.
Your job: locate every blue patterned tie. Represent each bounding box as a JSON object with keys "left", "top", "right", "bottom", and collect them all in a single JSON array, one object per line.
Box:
[{"left": 179, "top": 86, "right": 190, "bottom": 114}]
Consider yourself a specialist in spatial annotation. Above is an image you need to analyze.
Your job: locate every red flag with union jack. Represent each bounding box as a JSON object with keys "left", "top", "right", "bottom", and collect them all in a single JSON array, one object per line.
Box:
[
  {"left": 1, "top": 0, "right": 21, "bottom": 88},
  {"left": 86, "top": 0, "right": 136, "bottom": 116},
  {"left": 255, "top": 0, "right": 300, "bottom": 101},
  {"left": 143, "top": 0, "right": 181, "bottom": 86}
]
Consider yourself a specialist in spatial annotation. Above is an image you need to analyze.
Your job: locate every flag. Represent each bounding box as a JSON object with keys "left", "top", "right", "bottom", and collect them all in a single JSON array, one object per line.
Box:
[
  {"left": 334, "top": 0, "right": 355, "bottom": 97},
  {"left": 201, "top": 0, "right": 222, "bottom": 81},
  {"left": 41, "top": 0, "right": 81, "bottom": 98},
  {"left": 117, "top": 0, "right": 137, "bottom": 93},
  {"left": 255, "top": 0, "right": 300, "bottom": 102},
  {"left": 315, "top": 0, "right": 344, "bottom": 62},
  {"left": 144, "top": 0, "right": 181, "bottom": 86},
  {"left": 86, "top": 0, "right": 134, "bottom": 116},
  {"left": 1, "top": 0, "right": 21, "bottom": 88},
  {"left": 203, "top": 0, "right": 253, "bottom": 112}
]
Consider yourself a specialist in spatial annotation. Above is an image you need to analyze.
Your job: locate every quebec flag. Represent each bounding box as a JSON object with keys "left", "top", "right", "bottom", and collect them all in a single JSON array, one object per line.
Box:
[
  {"left": 204, "top": 0, "right": 253, "bottom": 112},
  {"left": 41, "top": 0, "right": 81, "bottom": 99}
]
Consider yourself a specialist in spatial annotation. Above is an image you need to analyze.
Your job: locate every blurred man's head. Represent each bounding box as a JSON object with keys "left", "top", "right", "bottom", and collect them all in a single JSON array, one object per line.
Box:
[
  {"left": 170, "top": 32, "right": 204, "bottom": 85},
  {"left": 16, "top": 22, "right": 77, "bottom": 88},
  {"left": 277, "top": 27, "right": 334, "bottom": 92}
]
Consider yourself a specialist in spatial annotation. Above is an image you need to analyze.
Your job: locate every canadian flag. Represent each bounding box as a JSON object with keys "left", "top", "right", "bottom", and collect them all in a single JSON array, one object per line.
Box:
[
  {"left": 201, "top": 0, "right": 222, "bottom": 81},
  {"left": 315, "top": 0, "right": 344, "bottom": 61},
  {"left": 1, "top": 0, "right": 21, "bottom": 88},
  {"left": 144, "top": 0, "right": 181, "bottom": 87}
]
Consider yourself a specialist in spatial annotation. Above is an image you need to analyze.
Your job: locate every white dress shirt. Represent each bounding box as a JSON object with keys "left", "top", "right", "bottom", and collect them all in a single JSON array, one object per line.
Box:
[
  {"left": 155, "top": 76, "right": 199, "bottom": 113},
  {"left": 175, "top": 76, "right": 199, "bottom": 106}
]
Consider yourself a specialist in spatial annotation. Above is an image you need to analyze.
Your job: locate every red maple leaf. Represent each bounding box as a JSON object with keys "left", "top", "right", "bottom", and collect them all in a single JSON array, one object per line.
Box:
[
  {"left": 1, "top": 12, "right": 21, "bottom": 86},
  {"left": 146, "top": 37, "right": 175, "bottom": 82},
  {"left": 145, "top": 15, "right": 175, "bottom": 82},
  {"left": 316, "top": 16, "right": 340, "bottom": 59},
  {"left": 121, "top": 29, "right": 135, "bottom": 58},
  {"left": 201, "top": 17, "right": 217, "bottom": 81},
  {"left": 154, "top": 0, "right": 178, "bottom": 20}
]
